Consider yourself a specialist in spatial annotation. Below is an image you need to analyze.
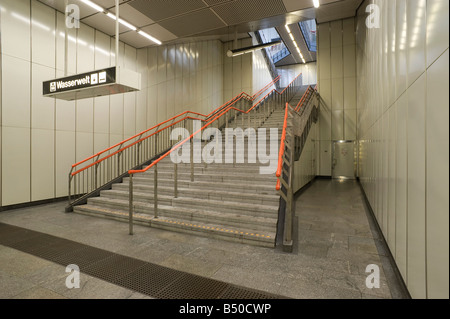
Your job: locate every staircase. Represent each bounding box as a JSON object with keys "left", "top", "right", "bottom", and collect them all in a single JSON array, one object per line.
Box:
[{"left": 72, "top": 84, "right": 309, "bottom": 248}]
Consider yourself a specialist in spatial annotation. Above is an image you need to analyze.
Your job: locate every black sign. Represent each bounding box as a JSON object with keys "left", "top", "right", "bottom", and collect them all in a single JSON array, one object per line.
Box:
[{"left": 43, "top": 67, "right": 116, "bottom": 95}]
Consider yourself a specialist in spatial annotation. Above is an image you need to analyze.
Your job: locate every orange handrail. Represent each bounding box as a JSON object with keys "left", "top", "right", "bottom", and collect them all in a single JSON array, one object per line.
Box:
[
  {"left": 71, "top": 115, "right": 207, "bottom": 176},
  {"left": 129, "top": 73, "right": 302, "bottom": 175},
  {"left": 251, "top": 75, "right": 281, "bottom": 99},
  {"left": 276, "top": 103, "right": 290, "bottom": 180},
  {"left": 71, "top": 78, "right": 281, "bottom": 170},
  {"left": 276, "top": 84, "right": 317, "bottom": 191}
]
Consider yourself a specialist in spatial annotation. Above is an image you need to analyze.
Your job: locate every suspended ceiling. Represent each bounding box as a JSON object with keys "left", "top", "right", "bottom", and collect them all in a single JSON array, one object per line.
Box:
[{"left": 38, "top": 0, "right": 363, "bottom": 49}]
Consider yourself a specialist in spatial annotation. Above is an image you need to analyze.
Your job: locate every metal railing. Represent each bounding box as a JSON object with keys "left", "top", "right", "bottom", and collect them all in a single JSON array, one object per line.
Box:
[
  {"left": 275, "top": 85, "right": 320, "bottom": 252},
  {"left": 126, "top": 73, "right": 304, "bottom": 235},
  {"left": 66, "top": 77, "right": 282, "bottom": 212}
]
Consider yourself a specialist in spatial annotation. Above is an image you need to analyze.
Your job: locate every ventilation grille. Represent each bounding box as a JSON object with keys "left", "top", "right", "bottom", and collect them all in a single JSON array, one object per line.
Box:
[
  {"left": 128, "top": 0, "right": 207, "bottom": 21},
  {"left": 158, "top": 9, "right": 227, "bottom": 37},
  {"left": 212, "top": 0, "right": 287, "bottom": 26},
  {"left": 0, "top": 222, "right": 286, "bottom": 299}
]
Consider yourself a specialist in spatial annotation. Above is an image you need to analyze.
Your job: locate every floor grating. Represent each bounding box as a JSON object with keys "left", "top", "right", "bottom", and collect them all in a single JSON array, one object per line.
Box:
[{"left": 0, "top": 222, "right": 286, "bottom": 299}]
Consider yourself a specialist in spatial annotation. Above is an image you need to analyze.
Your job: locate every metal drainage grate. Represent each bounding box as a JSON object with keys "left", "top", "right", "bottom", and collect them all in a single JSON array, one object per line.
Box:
[{"left": 0, "top": 222, "right": 287, "bottom": 299}]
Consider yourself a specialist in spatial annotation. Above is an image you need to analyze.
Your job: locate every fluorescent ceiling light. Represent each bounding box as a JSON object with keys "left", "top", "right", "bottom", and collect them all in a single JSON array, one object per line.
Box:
[
  {"left": 138, "top": 30, "right": 162, "bottom": 45},
  {"left": 289, "top": 33, "right": 295, "bottom": 41},
  {"left": 313, "top": 0, "right": 320, "bottom": 8},
  {"left": 106, "top": 12, "right": 137, "bottom": 31},
  {"left": 80, "top": 0, "right": 104, "bottom": 12},
  {"left": 285, "top": 25, "right": 291, "bottom": 34}
]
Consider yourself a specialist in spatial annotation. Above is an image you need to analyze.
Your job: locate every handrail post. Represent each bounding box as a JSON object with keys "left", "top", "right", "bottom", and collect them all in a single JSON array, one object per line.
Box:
[
  {"left": 154, "top": 164, "right": 158, "bottom": 219},
  {"left": 68, "top": 170, "right": 73, "bottom": 208},
  {"left": 174, "top": 162, "right": 178, "bottom": 198},
  {"left": 190, "top": 138, "right": 194, "bottom": 182},
  {"left": 129, "top": 173, "right": 133, "bottom": 235}
]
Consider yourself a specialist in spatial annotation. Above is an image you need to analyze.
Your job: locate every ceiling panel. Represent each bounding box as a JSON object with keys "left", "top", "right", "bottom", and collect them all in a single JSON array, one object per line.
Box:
[
  {"left": 82, "top": 12, "right": 129, "bottom": 36},
  {"left": 316, "top": 0, "right": 363, "bottom": 23},
  {"left": 140, "top": 24, "right": 178, "bottom": 43},
  {"left": 37, "top": 0, "right": 363, "bottom": 50},
  {"left": 109, "top": 3, "right": 154, "bottom": 27},
  {"left": 128, "top": 0, "right": 206, "bottom": 22},
  {"left": 117, "top": 30, "right": 156, "bottom": 48},
  {"left": 158, "top": 9, "right": 226, "bottom": 38},
  {"left": 203, "top": 0, "right": 234, "bottom": 5},
  {"left": 282, "top": 0, "right": 341, "bottom": 12},
  {"left": 212, "top": 0, "right": 287, "bottom": 26}
]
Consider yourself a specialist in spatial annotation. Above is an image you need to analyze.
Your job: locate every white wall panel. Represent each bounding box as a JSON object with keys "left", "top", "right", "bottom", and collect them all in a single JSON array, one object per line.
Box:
[
  {"left": 331, "top": 110, "right": 344, "bottom": 141},
  {"left": 93, "top": 96, "right": 110, "bottom": 134},
  {"left": 31, "top": 63, "right": 54, "bottom": 130},
  {"left": 1, "top": 126, "right": 30, "bottom": 205},
  {"left": 395, "top": 93, "right": 408, "bottom": 281},
  {"left": 407, "top": 0, "right": 427, "bottom": 87},
  {"left": 357, "top": 0, "right": 449, "bottom": 298},
  {"left": 31, "top": 0, "right": 55, "bottom": 68},
  {"left": 0, "top": 0, "right": 30, "bottom": 61},
  {"left": 55, "top": 12, "right": 77, "bottom": 75},
  {"left": 426, "top": 50, "right": 449, "bottom": 299},
  {"left": 344, "top": 109, "right": 357, "bottom": 141},
  {"left": 318, "top": 23, "right": 330, "bottom": 49},
  {"left": 331, "top": 78, "right": 344, "bottom": 110},
  {"left": 77, "top": 24, "right": 95, "bottom": 73},
  {"left": 31, "top": 128, "right": 54, "bottom": 201},
  {"left": 94, "top": 30, "right": 111, "bottom": 69},
  {"left": 343, "top": 45, "right": 356, "bottom": 77},
  {"left": 123, "top": 92, "right": 136, "bottom": 137},
  {"left": 343, "top": 77, "right": 356, "bottom": 110},
  {"left": 426, "top": 0, "right": 449, "bottom": 67},
  {"left": 76, "top": 99, "right": 93, "bottom": 133},
  {"left": 406, "top": 72, "right": 427, "bottom": 299},
  {"left": 387, "top": 103, "right": 397, "bottom": 254},
  {"left": 331, "top": 46, "right": 343, "bottom": 79},
  {"left": 330, "top": 20, "right": 342, "bottom": 48},
  {"left": 2, "top": 55, "right": 30, "bottom": 128},
  {"left": 55, "top": 130, "right": 75, "bottom": 197},
  {"left": 395, "top": 0, "right": 408, "bottom": 98},
  {"left": 75, "top": 131, "right": 93, "bottom": 163},
  {"left": 124, "top": 44, "right": 137, "bottom": 71},
  {"left": 93, "top": 133, "right": 109, "bottom": 155},
  {"left": 109, "top": 94, "right": 124, "bottom": 136}
]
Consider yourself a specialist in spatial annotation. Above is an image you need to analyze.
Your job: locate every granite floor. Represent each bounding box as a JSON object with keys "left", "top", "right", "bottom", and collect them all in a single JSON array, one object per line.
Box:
[{"left": 0, "top": 179, "right": 405, "bottom": 299}]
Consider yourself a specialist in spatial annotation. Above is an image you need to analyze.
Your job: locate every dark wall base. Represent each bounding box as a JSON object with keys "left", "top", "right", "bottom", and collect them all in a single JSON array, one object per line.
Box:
[{"left": 0, "top": 196, "right": 68, "bottom": 213}]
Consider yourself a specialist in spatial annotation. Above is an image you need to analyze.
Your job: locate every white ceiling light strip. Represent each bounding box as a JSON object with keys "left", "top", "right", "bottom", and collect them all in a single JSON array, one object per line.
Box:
[
  {"left": 138, "top": 30, "right": 162, "bottom": 45},
  {"left": 106, "top": 12, "right": 137, "bottom": 31},
  {"left": 80, "top": 0, "right": 104, "bottom": 12},
  {"left": 79, "top": 0, "right": 161, "bottom": 45},
  {"left": 313, "top": 0, "right": 320, "bottom": 8},
  {"left": 285, "top": 24, "right": 306, "bottom": 64}
]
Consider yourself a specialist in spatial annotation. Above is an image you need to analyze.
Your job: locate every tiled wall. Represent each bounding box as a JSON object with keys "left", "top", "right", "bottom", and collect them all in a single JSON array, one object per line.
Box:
[
  {"left": 317, "top": 17, "right": 358, "bottom": 176},
  {"left": 356, "top": 0, "right": 449, "bottom": 299},
  {"left": 143, "top": 40, "right": 224, "bottom": 127},
  {"left": 0, "top": 0, "right": 225, "bottom": 206},
  {"left": 222, "top": 39, "right": 254, "bottom": 102},
  {"left": 277, "top": 62, "right": 318, "bottom": 87}
]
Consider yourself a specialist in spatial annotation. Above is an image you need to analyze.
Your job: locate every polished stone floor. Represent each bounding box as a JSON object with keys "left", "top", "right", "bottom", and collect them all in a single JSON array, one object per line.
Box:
[{"left": 0, "top": 179, "right": 405, "bottom": 299}]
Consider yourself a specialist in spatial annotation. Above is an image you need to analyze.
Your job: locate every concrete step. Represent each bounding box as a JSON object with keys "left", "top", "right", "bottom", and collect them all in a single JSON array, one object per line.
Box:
[
  {"left": 172, "top": 196, "right": 278, "bottom": 218},
  {"left": 110, "top": 184, "right": 280, "bottom": 206},
  {"left": 74, "top": 203, "right": 276, "bottom": 248},
  {"left": 91, "top": 190, "right": 278, "bottom": 219},
  {"left": 84, "top": 196, "right": 277, "bottom": 232},
  {"left": 122, "top": 176, "right": 278, "bottom": 193},
  {"left": 129, "top": 172, "right": 277, "bottom": 184}
]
